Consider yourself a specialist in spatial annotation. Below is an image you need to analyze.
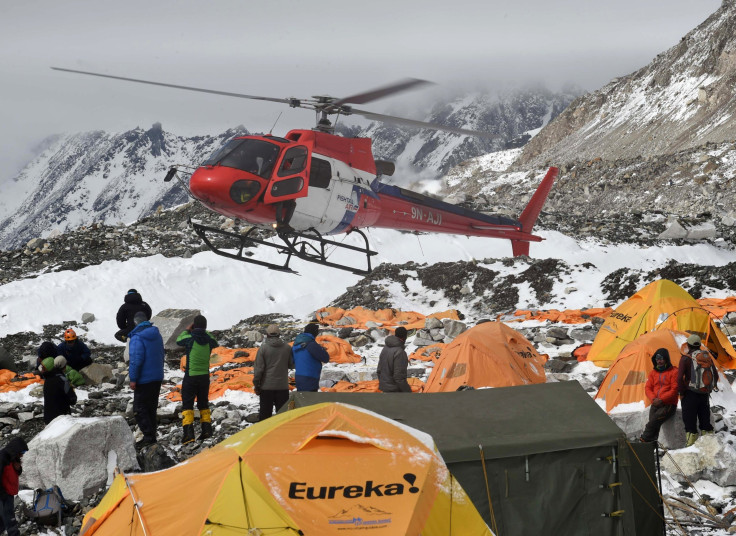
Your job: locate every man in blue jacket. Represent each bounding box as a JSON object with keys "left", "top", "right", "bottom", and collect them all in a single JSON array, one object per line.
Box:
[
  {"left": 128, "top": 312, "right": 165, "bottom": 448},
  {"left": 292, "top": 323, "right": 330, "bottom": 391}
]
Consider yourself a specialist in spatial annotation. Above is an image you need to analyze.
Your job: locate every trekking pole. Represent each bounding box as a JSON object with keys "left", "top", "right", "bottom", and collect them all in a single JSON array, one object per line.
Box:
[
  {"left": 478, "top": 445, "right": 499, "bottom": 535},
  {"left": 121, "top": 471, "right": 149, "bottom": 536}
]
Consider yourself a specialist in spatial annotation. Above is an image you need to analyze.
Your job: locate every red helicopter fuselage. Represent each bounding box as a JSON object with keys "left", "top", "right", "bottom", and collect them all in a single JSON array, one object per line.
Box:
[{"left": 189, "top": 129, "right": 557, "bottom": 256}]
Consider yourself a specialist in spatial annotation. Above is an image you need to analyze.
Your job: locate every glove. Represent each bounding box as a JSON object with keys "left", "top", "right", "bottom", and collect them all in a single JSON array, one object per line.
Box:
[{"left": 652, "top": 398, "right": 663, "bottom": 408}]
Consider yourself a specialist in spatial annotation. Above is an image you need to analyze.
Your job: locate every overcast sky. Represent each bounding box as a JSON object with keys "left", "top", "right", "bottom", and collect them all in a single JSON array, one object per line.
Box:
[{"left": 0, "top": 0, "right": 721, "bottom": 183}]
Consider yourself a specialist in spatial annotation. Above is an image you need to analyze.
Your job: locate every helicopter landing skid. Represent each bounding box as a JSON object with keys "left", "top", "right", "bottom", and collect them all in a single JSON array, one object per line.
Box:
[{"left": 190, "top": 220, "right": 377, "bottom": 275}]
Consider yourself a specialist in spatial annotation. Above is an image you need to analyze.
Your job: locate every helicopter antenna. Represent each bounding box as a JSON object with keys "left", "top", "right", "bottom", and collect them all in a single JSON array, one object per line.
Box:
[{"left": 268, "top": 112, "right": 283, "bottom": 135}]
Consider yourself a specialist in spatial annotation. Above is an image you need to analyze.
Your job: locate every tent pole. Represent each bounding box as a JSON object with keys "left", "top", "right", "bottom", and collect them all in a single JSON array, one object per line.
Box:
[
  {"left": 655, "top": 443, "right": 665, "bottom": 536},
  {"left": 121, "top": 471, "right": 149, "bottom": 536},
  {"left": 478, "top": 445, "right": 499, "bottom": 535}
]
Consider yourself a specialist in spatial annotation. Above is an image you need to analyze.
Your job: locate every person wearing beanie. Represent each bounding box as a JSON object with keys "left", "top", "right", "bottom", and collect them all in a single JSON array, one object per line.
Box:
[
  {"left": 253, "top": 324, "right": 294, "bottom": 421},
  {"left": 677, "top": 334, "right": 718, "bottom": 446},
  {"left": 0, "top": 436, "right": 27, "bottom": 536},
  {"left": 56, "top": 327, "right": 92, "bottom": 371},
  {"left": 128, "top": 312, "right": 165, "bottom": 449},
  {"left": 639, "top": 348, "right": 678, "bottom": 443},
  {"left": 114, "top": 289, "right": 153, "bottom": 343},
  {"left": 377, "top": 326, "right": 411, "bottom": 393},
  {"left": 176, "top": 314, "right": 219, "bottom": 444},
  {"left": 40, "top": 354, "right": 77, "bottom": 425},
  {"left": 292, "top": 323, "right": 330, "bottom": 392},
  {"left": 54, "top": 355, "right": 85, "bottom": 387}
]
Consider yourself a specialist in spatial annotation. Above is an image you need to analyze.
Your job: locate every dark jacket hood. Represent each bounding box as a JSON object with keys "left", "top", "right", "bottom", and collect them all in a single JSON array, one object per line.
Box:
[
  {"left": 124, "top": 292, "right": 143, "bottom": 305},
  {"left": 651, "top": 348, "right": 673, "bottom": 369},
  {"left": 2, "top": 437, "right": 28, "bottom": 459},
  {"left": 190, "top": 328, "right": 212, "bottom": 344},
  {"left": 294, "top": 333, "right": 315, "bottom": 347},
  {"left": 384, "top": 335, "right": 405, "bottom": 348}
]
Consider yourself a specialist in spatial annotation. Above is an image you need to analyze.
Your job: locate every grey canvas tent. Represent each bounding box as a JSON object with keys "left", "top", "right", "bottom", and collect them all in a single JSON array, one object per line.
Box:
[{"left": 288, "top": 381, "right": 662, "bottom": 536}]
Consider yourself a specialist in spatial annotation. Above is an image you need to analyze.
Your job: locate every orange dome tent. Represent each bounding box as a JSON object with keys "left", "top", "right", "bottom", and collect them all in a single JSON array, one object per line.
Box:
[
  {"left": 587, "top": 279, "right": 736, "bottom": 368},
  {"left": 595, "top": 329, "right": 731, "bottom": 413},
  {"left": 424, "top": 321, "right": 547, "bottom": 392},
  {"left": 80, "top": 403, "right": 492, "bottom": 536}
]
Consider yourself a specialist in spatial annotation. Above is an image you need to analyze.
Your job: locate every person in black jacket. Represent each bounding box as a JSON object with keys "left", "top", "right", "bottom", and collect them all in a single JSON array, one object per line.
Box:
[
  {"left": 56, "top": 328, "right": 93, "bottom": 371},
  {"left": 377, "top": 327, "right": 411, "bottom": 393},
  {"left": 115, "top": 289, "right": 153, "bottom": 343},
  {"left": 39, "top": 357, "right": 77, "bottom": 424}
]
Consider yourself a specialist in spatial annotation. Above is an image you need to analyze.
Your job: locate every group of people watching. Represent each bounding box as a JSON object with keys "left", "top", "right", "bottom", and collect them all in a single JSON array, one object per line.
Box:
[{"left": 641, "top": 334, "right": 719, "bottom": 447}]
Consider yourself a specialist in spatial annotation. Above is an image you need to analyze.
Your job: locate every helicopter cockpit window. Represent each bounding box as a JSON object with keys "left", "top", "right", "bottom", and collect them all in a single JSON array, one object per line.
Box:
[
  {"left": 270, "top": 177, "right": 304, "bottom": 197},
  {"left": 309, "top": 158, "right": 331, "bottom": 189},
  {"left": 203, "top": 139, "right": 280, "bottom": 179},
  {"left": 277, "top": 146, "right": 308, "bottom": 177}
]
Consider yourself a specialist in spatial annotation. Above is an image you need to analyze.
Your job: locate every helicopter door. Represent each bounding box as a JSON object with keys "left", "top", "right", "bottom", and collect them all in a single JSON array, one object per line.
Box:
[{"left": 263, "top": 145, "right": 310, "bottom": 204}]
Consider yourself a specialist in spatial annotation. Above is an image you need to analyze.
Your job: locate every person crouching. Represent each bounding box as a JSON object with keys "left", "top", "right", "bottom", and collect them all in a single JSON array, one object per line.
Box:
[
  {"left": 39, "top": 356, "right": 77, "bottom": 425},
  {"left": 639, "top": 348, "right": 678, "bottom": 443}
]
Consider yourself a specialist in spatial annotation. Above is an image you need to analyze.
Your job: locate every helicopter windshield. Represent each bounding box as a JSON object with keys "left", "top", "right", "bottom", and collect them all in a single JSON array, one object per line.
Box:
[{"left": 203, "top": 139, "right": 280, "bottom": 179}]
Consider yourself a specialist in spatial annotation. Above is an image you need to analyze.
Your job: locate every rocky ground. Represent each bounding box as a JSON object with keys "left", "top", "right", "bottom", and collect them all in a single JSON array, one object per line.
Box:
[{"left": 3, "top": 202, "right": 736, "bottom": 533}]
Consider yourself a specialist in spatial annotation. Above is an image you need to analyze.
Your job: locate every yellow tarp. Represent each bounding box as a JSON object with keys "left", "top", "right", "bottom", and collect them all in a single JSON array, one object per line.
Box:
[{"left": 82, "top": 403, "right": 493, "bottom": 536}]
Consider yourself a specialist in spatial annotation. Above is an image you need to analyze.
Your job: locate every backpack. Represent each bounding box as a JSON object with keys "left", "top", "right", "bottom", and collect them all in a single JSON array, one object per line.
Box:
[
  {"left": 688, "top": 349, "right": 717, "bottom": 394},
  {"left": 27, "top": 486, "right": 66, "bottom": 526}
]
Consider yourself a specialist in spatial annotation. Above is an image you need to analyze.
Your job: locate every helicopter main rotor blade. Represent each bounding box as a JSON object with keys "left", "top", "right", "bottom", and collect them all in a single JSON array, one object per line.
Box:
[
  {"left": 331, "top": 78, "right": 433, "bottom": 107},
  {"left": 350, "top": 107, "right": 500, "bottom": 139},
  {"left": 51, "top": 67, "right": 293, "bottom": 106}
]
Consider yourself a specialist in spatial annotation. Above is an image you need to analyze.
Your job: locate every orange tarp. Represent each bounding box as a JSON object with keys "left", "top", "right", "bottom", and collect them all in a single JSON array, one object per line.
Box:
[
  {"left": 179, "top": 347, "right": 258, "bottom": 371},
  {"left": 698, "top": 297, "right": 736, "bottom": 318},
  {"left": 316, "top": 334, "right": 363, "bottom": 364},
  {"left": 507, "top": 308, "right": 613, "bottom": 324},
  {"left": 167, "top": 367, "right": 260, "bottom": 402},
  {"left": 0, "top": 370, "right": 42, "bottom": 392},
  {"left": 424, "top": 321, "right": 547, "bottom": 392},
  {"left": 409, "top": 344, "right": 447, "bottom": 362},
  {"left": 595, "top": 329, "right": 729, "bottom": 413},
  {"left": 316, "top": 307, "right": 460, "bottom": 330},
  {"left": 321, "top": 377, "right": 425, "bottom": 393}
]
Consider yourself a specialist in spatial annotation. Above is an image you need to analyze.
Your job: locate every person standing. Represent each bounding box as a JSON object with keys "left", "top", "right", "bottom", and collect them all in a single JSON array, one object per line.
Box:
[
  {"left": 176, "top": 315, "right": 219, "bottom": 444},
  {"left": 292, "top": 323, "right": 330, "bottom": 391},
  {"left": 115, "top": 289, "right": 153, "bottom": 343},
  {"left": 639, "top": 348, "right": 678, "bottom": 443},
  {"left": 0, "top": 437, "right": 27, "bottom": 536},
  {"left": 39, "top": 356, "right": 77, "bottom": 424},
  {"left": 128, "top": 312, "right": 165, "bottom": 448},
  {"left": 377, "top": 327, "right": 412, "bottom": 393},
  {"left": 253, "top": 324, "right": 293, "bottom": 421},
  {"left": 678, "top": 334, "right": 718, "bottom": 446},
  {"left": 56, "top": 328, "right": 92, "bottom": 371}
]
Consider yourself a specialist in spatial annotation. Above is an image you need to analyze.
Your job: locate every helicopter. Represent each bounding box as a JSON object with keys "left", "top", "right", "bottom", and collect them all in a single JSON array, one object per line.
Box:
[{"left": 52, "top": 67, "right": 558, "bottom": 275}]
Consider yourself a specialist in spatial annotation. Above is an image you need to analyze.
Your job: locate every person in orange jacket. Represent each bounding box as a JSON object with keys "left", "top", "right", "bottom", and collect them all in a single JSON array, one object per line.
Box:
[{"left": 639, "top": 348, "right": 679, "bottom": 443}]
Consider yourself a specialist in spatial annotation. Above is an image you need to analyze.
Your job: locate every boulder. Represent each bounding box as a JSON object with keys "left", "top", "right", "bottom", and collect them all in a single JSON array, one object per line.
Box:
[
  {"left": 659, "top": 219, "right": 688, "bottom": 240},
  {"left": 425, "top": 317, "right": 444, "bottom": 330},
  {"left": 661, "top": 434, "right": 736, "bottom": 487},
  {"left": 608, "top": 407, "right": 687, "bottom": 450},
  {"left": 81, "top": 312, "right": 96, "bottom": 323},
  {"left": 0, "top": 346, "right": 17, "bottom": 373},
  {"left": 80, "top": 363, "right": 114, "bottom": 386},
  {"left": 686, "top": 222, "right": 717, "bottom": 241},
  {"left": 22, "top": 415, "right": 139, "bottom": 501},
  {"left": 442, "top": 319, "right": 467, "bottom": 339},
  {"left": 151, "top": 309, "right": 201, "bottom": 349}
]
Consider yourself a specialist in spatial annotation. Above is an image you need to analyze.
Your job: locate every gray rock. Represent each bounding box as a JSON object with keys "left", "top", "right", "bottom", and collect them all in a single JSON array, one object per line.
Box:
[
  {"left": 442, "top": 319, "right": 467, "bottom": 339},
  {"left": 0, "top": 346, "right": 17, "bottom": 373},
  {"left": 81, "top": 312, "right": 96, "bottom": 323},
  {"left": 151, "top": 309, "right": 201, "bottom": 349},
  {"left": 350, "top": 335, "right": 371, "bottom": 347},
  {"left": 81, "top": 363, "right": 114, "bottom": 386},
  {"left": 22, "top": 415, "right": 139, "bottom": 501},
  {"left": 335, "top": 316, "right": 356, "bottom": 326},
  {"left": 546, "top": 327, "right": 569, "bottom": 339},
  {"left": 320, "top": 369, "right": 349, "bottom": 383},
  {"left": 17, "top": 412, "right": 34, "bottom": 422},
  {"left": 686, "top": 222, "right": 717, "bottom": 240},
  {"left": 659, "top": 219, "right": 688, "bottom": 239},
  {"left": 569, "top": 327, "right": 596, "bottom": 342},
  {"left": 425, "top": 317, "right": 444, "bottom": 330},
  {"left": 365, "top": 321, "right": 383, "bottom": 329}
]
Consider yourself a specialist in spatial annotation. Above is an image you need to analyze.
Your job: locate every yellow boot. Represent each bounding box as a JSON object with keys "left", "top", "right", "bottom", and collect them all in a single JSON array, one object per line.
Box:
[
  {"left": 686, "top": 432, "right": 699, "bottom": 447},
  {"left": 199, "top": 408, "right": 213, "bottom": 441},
  {"left": 182, "top": 410, "right": 195, "bottom": 444}
]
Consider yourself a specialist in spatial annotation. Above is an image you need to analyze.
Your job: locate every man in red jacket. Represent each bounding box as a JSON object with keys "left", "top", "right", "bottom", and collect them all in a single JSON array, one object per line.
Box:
[{"left": 640, "top": 348, "right": 679, "bottom": 443}]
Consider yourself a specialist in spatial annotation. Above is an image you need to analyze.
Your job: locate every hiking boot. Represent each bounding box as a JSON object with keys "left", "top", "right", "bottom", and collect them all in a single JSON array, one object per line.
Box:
[
  {"left": 198, "top": 421, "right": 213, "bottom": 441},
  {"left": 686, "top": 432, "right": 699, "bottom": 447},
  {"left": 182, "top": 424, "right": 195, "bottom": 445},
  {"left": 701, "top": 430, "right": 715, "bottom": 437}
]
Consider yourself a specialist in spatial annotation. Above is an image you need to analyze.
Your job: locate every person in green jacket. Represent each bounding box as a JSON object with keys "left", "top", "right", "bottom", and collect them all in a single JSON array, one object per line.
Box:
[
  {"left": 54, "top": 356, "right": 85, "bottom": 387},
  {"left": 176, "top": 315, "right": 219, "bottom": 444}
]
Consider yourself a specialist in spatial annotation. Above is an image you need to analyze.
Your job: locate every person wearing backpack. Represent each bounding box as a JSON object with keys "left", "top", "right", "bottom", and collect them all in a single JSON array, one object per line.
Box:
[
  {"left": 40, "top": 356, "right": 77, "bottom": 424},
  {"left": 678, "top": 334, "right": 718, "bottom": 447},
  {"left": 176, "top": 315, "right": 219, "bottom": 444},
  {"left": 0, "top": 436, "right": 27, "bottom": 536},
  {"left": 292, "top": 323, "right": 330, "bottom": 392},
  {"left": 639, "top": 348, "right": 679, "bottom": 443}
]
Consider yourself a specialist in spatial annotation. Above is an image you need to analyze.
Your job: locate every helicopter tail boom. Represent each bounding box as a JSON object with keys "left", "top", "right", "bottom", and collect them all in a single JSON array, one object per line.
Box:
[{"left": 511, "top": 166, "right": 559, "bottom": 256}]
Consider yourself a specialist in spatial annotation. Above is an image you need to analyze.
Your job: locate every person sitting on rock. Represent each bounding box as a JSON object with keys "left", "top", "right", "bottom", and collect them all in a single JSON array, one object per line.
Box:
[
  {"left": 176, "top": 315, "right": 219, "bottom": 444},
  {"left": 56, "top": 328, "right": 92, "bottom": 371},
  {"left": 115, "top": 289, "right": 153, "bottom": 343},
  {"left": 39, "top": 356, "right": 77, "bottom": 425},
  {"left": 639, "top": 348, "right": 678, "bottom": 443}
]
